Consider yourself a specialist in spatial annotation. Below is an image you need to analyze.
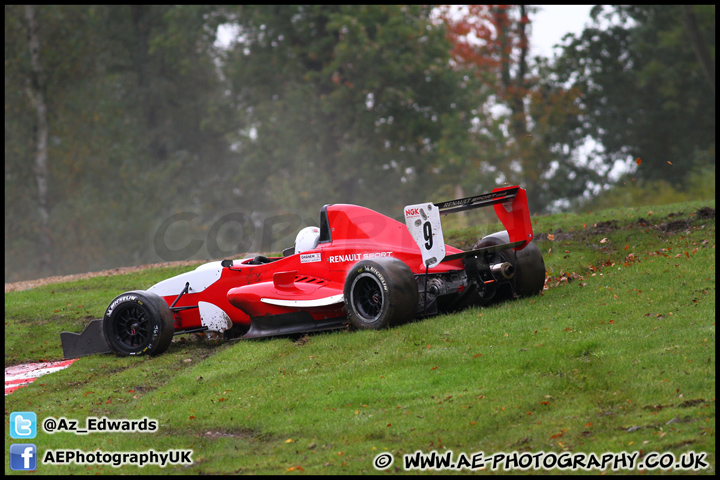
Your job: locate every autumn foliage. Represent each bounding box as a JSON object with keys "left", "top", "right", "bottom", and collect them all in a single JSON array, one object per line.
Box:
[{"left": 440, "top": 6, "right": 528, "bottom": 69}]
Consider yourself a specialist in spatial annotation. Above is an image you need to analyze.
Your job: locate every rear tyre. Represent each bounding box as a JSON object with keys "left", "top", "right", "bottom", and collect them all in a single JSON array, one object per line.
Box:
[
  {"left": 344, "top": 258, "right": 419, "bottom": 330},
  {"left": 472, "top": 231, "right": 517, "bottom": 304},
  {"left": 514, "top": 240, "right": 546, "bottom": 297},
  {"left": 103, "top": 290, "right": 174, "bottom": 356},
  {"left": 474, "top": 230, "right": 545, "bottom": 298}
]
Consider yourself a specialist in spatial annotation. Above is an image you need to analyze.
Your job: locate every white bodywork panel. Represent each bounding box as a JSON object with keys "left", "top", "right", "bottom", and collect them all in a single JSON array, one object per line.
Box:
[
  {"left": 260, "top": 294, "right": 344, "bottom": 308},
  {"left": 148, "top": 261, "right": 223, "bottom": 297},
  {"left": 198, "top": 301, "right": 232, "bottom": 332},
  {"left": 404, "top": 202, "right": 446, "bottom": 268}
]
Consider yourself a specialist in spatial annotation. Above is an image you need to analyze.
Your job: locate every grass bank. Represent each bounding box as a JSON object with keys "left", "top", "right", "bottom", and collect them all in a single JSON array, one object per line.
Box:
[{"left": 4, "top": 200, "right": 715, "bottom": 474}]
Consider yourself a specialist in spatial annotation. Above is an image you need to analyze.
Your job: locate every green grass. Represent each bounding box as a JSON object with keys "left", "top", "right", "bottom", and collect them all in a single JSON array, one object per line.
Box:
[{"left": 4, "top": 200, "right": 715, "bottom": 474}]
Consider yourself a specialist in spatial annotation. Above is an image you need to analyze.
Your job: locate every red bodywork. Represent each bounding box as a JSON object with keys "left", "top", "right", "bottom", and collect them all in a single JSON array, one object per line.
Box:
[{"left": 153, "top": 186, "right": 531, "bottom": 332}]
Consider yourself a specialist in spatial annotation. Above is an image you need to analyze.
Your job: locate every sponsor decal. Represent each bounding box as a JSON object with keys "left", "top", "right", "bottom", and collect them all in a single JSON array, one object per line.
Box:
[
  {"left": 330, "top": 253, "right": 362, "bottom": 263},
  {"left": 300, "top": 253, "right": 322, "bottom": 263},
  {"left": 405, "top": 207, "right": 421, "bottom": 217},
  {"left": 328, "top": 251, "right": 393, "bottom": 264},
  {"left": 436, "top": 190, "right": 512, "bottom": 210},
  {"left": 106, "top": 294, "right": 137, "bottom": 316},
  {"left": 365, "top": 266, "right": 388, "bottom": 291}
]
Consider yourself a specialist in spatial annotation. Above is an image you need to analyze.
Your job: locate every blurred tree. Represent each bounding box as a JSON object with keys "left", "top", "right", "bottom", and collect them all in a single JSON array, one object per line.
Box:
[
  {"left": 221, "top": 5, "right": 476, "bottom": 221},
  {"left": 23, "top": 5, "right": 52, "bottom": 273},
  {"left": 5, "top": 5, "right": 235, "bottom": 281},
  {"left": 681, "top": 5, "right": 715, "bottom": 93},
  {"left": 438, "top": 5, "right": 601, "bottom": 212},
  {"left": 441, "top": 5, "right": 531, "bottom": 136},
  {"left": 549, "top": 5, "right": 715, "bottom": 187}
]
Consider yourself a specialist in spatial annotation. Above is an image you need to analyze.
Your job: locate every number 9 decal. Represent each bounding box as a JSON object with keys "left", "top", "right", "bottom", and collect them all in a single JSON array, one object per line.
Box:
[
  {"left": 404, "top": 202, "right": 446, "bottom": 268},
  {"left": 423, "top": 221, "right": 433, "bottom": 250}
]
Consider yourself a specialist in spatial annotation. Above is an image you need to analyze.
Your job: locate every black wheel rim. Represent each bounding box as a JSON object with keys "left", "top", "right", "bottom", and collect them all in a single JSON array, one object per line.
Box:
[
  {"left": 352, "top": 274, "right": 384, "bottom": 320},
  {"left": 113, "top": 304, "right": 151, "bottom": 349}
]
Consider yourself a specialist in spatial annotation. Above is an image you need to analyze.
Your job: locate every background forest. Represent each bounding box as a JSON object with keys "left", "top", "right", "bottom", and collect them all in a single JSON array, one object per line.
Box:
[{"left": 5, "top": 5, "right": 715, "bottom": 282}]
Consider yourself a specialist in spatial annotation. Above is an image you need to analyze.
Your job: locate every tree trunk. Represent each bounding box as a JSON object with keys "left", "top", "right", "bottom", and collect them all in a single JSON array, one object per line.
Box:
[
  {"left": 680, "top": 5, "right": 715, "bottom": 94},
  {"left": 513, "top": 5, "right": 528, "bottom": 136},
  {"left": 130, "top": 5, "right": 167, "bottom": 160},
  {"left": 495, "top": 5, "right": 528, "bottom": 137},
  {"left": 25, "top": 5, "right": 53, "bottom": 274}
]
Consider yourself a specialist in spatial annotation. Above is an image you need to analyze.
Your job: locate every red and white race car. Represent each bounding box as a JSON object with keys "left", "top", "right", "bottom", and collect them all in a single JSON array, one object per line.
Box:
[{"left": 61, "top": 185, "right": 545, "bottom": 358}]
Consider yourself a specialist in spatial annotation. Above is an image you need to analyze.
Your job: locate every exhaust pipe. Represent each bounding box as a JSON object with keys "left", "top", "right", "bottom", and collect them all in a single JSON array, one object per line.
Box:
[{"left": 491, "top": 262, "right": 514, "bottom": 280}]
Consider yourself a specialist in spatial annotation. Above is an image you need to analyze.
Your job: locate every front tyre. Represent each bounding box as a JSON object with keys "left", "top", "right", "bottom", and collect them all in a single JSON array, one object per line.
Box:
[
  {"left": 103, "top": 290, "right": 174, "bottom": 356},
  {"left": 344, "top": 258, "right": 419, "bottom": 330}
]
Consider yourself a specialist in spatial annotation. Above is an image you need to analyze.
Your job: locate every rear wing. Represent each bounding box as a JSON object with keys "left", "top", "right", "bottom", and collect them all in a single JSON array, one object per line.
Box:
[{"left": 404, "top": 186, "right": 533, "bottom": 268}]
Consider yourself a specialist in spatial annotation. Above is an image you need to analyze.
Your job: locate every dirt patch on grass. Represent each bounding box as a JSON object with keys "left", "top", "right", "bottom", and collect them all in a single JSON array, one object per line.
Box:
[
  {"left": 161, "top": 426, "right": 264, "bottom": 440},
  {"left": 678, "top": 398, "right": 709, "bottom": 408},
  {"left": 657, "top": 219, "right": 691, "bottom": 233},
  {"left": 200, "top": 428, "right": 261, "bottom": 439},
  {"left": 4, "top": 260, "right": 205, "bottom": 293},
  {"left": 696, "top": 206, "right": 715, "bottom": 219},
  {"left": 535, "top": 206, "right": 715, "bottom": 243}
]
